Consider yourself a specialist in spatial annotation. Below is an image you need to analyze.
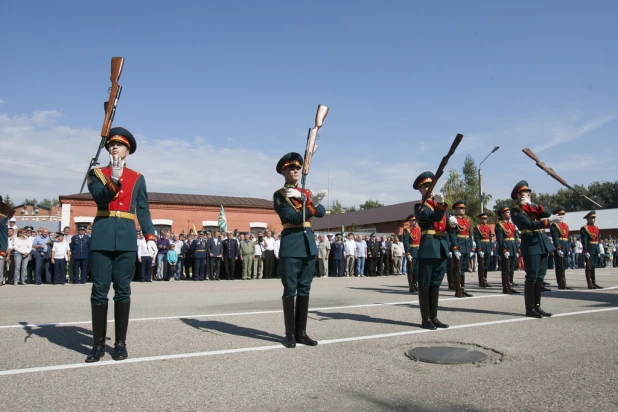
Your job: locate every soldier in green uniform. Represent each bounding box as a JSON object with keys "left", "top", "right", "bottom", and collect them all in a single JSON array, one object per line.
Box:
[
  {"left": 413, "top": 171, "right": 458, "bottom": 330},
  {"left": 549, "top": 206, "right": 573, "bottom": 290},
  {"left": 402, "top": 214, "right": 420, "bottom": 293},
  {"left": 273, "top": 152, "right": 326, "bottom": 348},
  {"left": 86, "top": 127, "right": 157, "bottom": 362},
  {"left": 581, "top": 210, "right": 603, "bottom": 289},
  {"left": 495, "top": 205, "right": 520, "bottom": 295},
  {"left": 510, "top": 180, "right": 562, "bottom": 318},
  {"left": 473, "top": 212, "right": 493, "bottom": 287},
  {"left": 448, "top": 200, "right": 474, "bottom": 297}
]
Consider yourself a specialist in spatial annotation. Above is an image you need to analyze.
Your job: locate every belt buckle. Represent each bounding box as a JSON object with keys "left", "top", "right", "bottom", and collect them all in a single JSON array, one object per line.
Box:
[{"left": 115, "top": 211, "right": 121, "bottom": 218}]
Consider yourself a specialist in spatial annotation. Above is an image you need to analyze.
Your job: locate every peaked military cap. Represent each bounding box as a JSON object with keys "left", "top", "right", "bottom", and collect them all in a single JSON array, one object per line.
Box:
[
  {"left": 413, "top": 171, "right": 434, "bottom": 190},
  {"left": 55, "top": 232, "right": 64, "bottom": 237},
  {"left": 584, "top": 210, "right": 596, "bottom": 219},
  {"left": 452, "top": 200, "right": 467, "bottom": 209},
  {"left": 477, "top": 212, "right": 488, "bottom": 219},
  {"left": 105, "top": 127, "right": 137, "bottom": 154},
  {"left": 276, "top": 152, "right": 303, "bottom": 174},
  {"left": 406, "top": 213, "right": 416, "bottom": 221},
  {"left": 78, "top": 225, "right": 87, "bottom": 230},
  {"left": 370, "top": 233, "right": 376, "bottom": 237},
  {"left": 511, "top": 180, "right": 531, "bottom": 200},
  {"left": 197, "top": 230, "right": 205, "bottom": 235},
  {"left": 552, "top": 205, "right": 566, "bottom": 215},
  {"left": 497, "top": 205, "right": 510, "bottom": 216}
]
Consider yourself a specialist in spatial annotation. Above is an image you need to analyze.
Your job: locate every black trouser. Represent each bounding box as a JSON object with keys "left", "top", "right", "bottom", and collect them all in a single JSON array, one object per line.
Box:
[
  {"left": 333, "top": 259, "right": 343, "bottom": 277},
  {"left": 209, "top": 257, "right": 221, "bottom": 279},
  {"left": 73, "top": 258, "right": 89, "bottom": 283},
  {"left": 224, "top": 258, "right": 236, "bottom": 279},
  {"left": 263, "top": 250, "right": 275, "bottom": 279},
  {"left": 185, "top": 256, "right": 194, "bottom": 278},
  {"left": 367, "top": 257, "right": 377, "bottom": 275},
  {"left": 53, "top": 258, "right": 66, "bottom": 284},
  {"left": 380, "top": 253, "right": 390, "bottom": 275},
  {"left": 140, "top": 256, "right": 152, "bottom": 281},
  {"left": 194, "top": 258, "right": 206, "bottom": 280}
]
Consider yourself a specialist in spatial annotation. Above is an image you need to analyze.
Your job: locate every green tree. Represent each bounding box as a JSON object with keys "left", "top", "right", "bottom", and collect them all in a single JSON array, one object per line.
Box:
[
  {"left": 359, "top": 199, "right": 384, "bottom": 210},
  {"left": 39, "top": 198, "right": 60, "bottom": 208},
  {"left": 330, "top": 200, "right": 343, "bottom": 214},
  {"left": 350, "top": 223, "right": 360, "bottom": 232},
  {"left": 441, "top": 169, "right": 465, "bottom": 206},
  {"left": 345, "top": 205, "right": 357, "bottom": 212},
  {"left": 440, "top": 155, "right": 491, "bottom": 224},
  {"left": 24, "top": 198, "right": 38, "bottom": 205},
  {"left": 3, "top": 194, "right": 15, "bottom": 209}
]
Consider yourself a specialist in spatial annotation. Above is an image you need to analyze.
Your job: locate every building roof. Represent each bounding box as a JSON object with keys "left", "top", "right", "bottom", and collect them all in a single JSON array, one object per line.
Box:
[
  {"left": 562, "top": 208, "right": 618, "bottom": 231},
  {"left": 312, "top": 200, "right": 419, "bottom": 231},
  {"left": 59, "top": 192, "right": 273, "bottom": 209}
]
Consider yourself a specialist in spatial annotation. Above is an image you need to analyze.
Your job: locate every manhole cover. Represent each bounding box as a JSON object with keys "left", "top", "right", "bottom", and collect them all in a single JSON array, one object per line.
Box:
[{"left": 405, "top": 346, "right": 487, "bottom": 364}]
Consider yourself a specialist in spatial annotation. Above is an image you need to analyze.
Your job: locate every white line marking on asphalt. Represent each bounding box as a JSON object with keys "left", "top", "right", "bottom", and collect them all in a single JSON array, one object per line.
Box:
[
  {"left": 0, "top": 306, "right": 616, "bottom": 377},
  {"left": 0, "top": 293, "right": 509, "bottom": 330}
]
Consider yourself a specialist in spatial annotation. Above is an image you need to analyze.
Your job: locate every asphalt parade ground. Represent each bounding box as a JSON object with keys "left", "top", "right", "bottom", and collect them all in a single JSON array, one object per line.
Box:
[{"left": 1, "top": 268, "right": 617, "bottom": 412}]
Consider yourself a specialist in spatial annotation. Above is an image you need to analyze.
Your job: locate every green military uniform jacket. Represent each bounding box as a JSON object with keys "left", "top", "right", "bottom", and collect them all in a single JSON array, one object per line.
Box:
[
  {"left": 0, "top": 215, "right": 8, "bottom": 258},
  {"left": 414, "top": 199, "right": 450, "bottom": 259},
  {"left": 402, "top": 227, "right": 420, "bottom": 259},
  {"left": 580, "top": 225, "right": 600, "bottom": 256},
  {"left": 273, "top": 185, "right": 325, "bottom": 258},
  {"left": 495, "top": 220, "right": 518, "bottom": 256},
  {"left": 511, "top": 202, "right": 555, "bottom": 256},
  {"left": 473, "top": 224, "right": 492, "bottom": 255},
  {"left": 449, "top": 216, "right": 473, "bottom": 254},
  {"left": 550, "top": 222, "right": 570, "bottom": 253},
  {"left": 88, "top": 166, "right": 156, "bottom": 252},
  {"left": 239, "top": 239, "right": 255, "bottom": 256}
]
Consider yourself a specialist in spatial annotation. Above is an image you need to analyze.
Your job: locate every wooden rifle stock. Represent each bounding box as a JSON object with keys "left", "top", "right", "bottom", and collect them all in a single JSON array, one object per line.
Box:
[
  {"left": 522, "top": 148, "right": 603, "bottom": 208},
  {"left": 421, "top": 133, "right": 464, "bottom": 204},
  {"left": 79, "top": 57, "right": 125, "bottom": 193}
]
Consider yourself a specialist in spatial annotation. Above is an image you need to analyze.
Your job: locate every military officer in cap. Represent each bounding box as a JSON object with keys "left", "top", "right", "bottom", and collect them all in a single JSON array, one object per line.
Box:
[
  {"left": 510, "top": 180, "right": 562, "bottom": 318},
  {"left": 191, "top": 230, "right": 208, "bottom": 281},
  {"left": 402, "top": 214, "right": 420, "bottom": 292},
  {"left": 70, "top": 224, "right": 91, "bottom": 284},
  {"left": 0, "top": 196, "right": 16, "bottom": 285},
  {"left": 273, "top": 152, "right": 327, "bottom": 348},
  {"left": 85, "top": 127, "right": 157, "bottom": 362},
  {"left": 581, "top": 210, "right": 603, "bottom": 289},
  {"left": 495, "top": 205, "right": 521, "bottom": 294},
  {"left": 413, "top": 171, "right": 458, "bottom": 330},
  {"left": 473, "top": 212, "right": 492, "bottom": 287},
  {"left": 549, "top": 206, "right": 572, "bottom": 290},
  {"left": 448, "top": 200, "right": 474, "bottom": 297}
]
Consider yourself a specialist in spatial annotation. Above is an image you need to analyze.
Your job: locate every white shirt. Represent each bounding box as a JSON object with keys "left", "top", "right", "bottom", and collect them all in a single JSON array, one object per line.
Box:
[
  {"left": 344, "top": 239, "right": 356, "bottom": 256},
  {"left": 576, "top": 241, "right": 583, "bottom": 254},
  {"left": 173, "top": 240, "right": 183, "bottom": 254},
  {"left": 599, "top": 243, "right": 605, "bottom": 255},
  {"left": 254, "top": 239, "right": 264, "bottom": 256},
  {"left": 14, "top": 237, "right": 32, "bottom": 255},
  {"left": 137, "top": 238, "right": 150, "bottom": 257},
  {"left": 264, "top": 236, "right": 275, "bottom": 251},
  {"left": 391, "top": 242, "right": 404, "bottom": 257},
  {"left": 52, "top": 242, "right": 70, "bottom": 259},
  {"left": 274, "top": 239, "right": 281, "bottom": 258}
]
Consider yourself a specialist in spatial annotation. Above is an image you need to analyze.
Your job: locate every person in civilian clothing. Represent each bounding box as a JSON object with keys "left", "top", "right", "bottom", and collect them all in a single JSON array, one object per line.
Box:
[
  {"left": 51, "top": 232, "right": 70, "bottom": 284},
  {"left": 222, "top": 231, "right": 240, "bottom": 280},
  {"left": 355, "top": 235, "right": 367, "bottom": 278},
  {"left": 31, "top": 228, "right": 52, "bottom": 285},
  {"left": 344, "top": 233, "right": 356, "bottom": 277},
  {"left": 156, "top": 231, "right": 170, "bottom": 280},
  {"left": 70, "top": 225, "right": 91, "bottom": 284},
  {"left": 253, "top": 233, "right": 265, "bottom": 279},
  {"left": 0, "top": 197, "right": 16, "bottom": 285},
  {"left": 136, "top": 231, "right": 153, "bottom": 282},
  {"left": 207, "top": 231, "right": 223, "bottom": 280},
  {"left": 239, "top": 233, "right": 255, "bottom": 280},
  {"left": 317, "top": 235, "right": 330, "bottom": 277},
  {"left": 12, "top": 228, "right": 31, "bottom": 285},
  {"left": 166, "top": 243, "right": 178, "bottom": 282},
  {"left": 263, "top": 230, "right": 276, "bottom": 279}
]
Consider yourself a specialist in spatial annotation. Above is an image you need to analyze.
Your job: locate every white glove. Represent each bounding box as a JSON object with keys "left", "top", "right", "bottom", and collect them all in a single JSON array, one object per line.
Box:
[
  {"left": 454, "top": 251, "right": 462, "bottom": 259},
  {"left": 110, "top": 154, "right": 124, "bottom": 182},
  {"left": 147, "top": 240, "right": 157, "bottom": 258},
  {"left": 478, "top": 251, "right": 484, "bottom": 258},
  {"left": 548, "top": 215, "right": 564, "bottom": 225},
  {"left": 557, "top": 250, "right": 564, "bottom": 257},
  {"left": 285, "top": 188, "right": 302, "bottom": 199},
  {"left": 406, "top": 255, "right": 412, "bottom": 262},
  {"left": 448, "top": 215, "right": 458, "bottom": 228},
  {"left": 585, "top": 252, "right": 590, "bottom": 259},
  {"left": 503, "top": 251, "right": 510, "bottom": 259},
  {"left": 449, "top": 252, "right": 452, "bottom": 258},
  {"left": 516, "top": 253, "right": 520, "bottom": 258},
  {"left": 310, "top": 190, "right": 328, "bottom": 205},
  {"left": 433, "top": 192, "right": 445, "bottom": 204}
]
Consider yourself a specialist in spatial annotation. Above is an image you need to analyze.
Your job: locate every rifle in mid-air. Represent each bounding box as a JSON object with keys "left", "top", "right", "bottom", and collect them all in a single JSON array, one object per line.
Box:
[
  {"left": 522, "top": 148, "right": 603, "bottom": 208},
  {"left": 301, "top": 104, "right": 329, "bottom": 230},
  {"left": 420, "top": 133, "right": 464, "bottom": 206},
  {"left": 79, "top": 57, "right": 125, "bottom": 193}
]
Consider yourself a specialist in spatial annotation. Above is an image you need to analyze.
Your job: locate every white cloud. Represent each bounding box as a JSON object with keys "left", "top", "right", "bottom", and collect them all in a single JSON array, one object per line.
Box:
[
  {"left": 0, "top": 99, "right": 5, "bottom": 105},
  {"left": 0, "top": 109, "right": 429, "bottom": 207}
]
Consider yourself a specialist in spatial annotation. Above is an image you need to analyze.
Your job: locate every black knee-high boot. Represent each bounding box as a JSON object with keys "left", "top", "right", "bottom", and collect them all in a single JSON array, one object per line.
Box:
[
  {"left": 429, "top": 286, "right": 448, "bottom": 328},
  {"left": 112, "top": 300, "right": 130, "bottom": 360},
  {"left": 295, "top": 295, "right": 317, "bottom": 346},
  {"left": 282, "top": 296, "right": 296, "bottom": 348},
  {"left": 525, "top": 283, "right": 542, "bottom": 318},
  {"left": 534, "top": 283, "right": 552, "bottom": 317},
  {"left": 85, "top": 303, "right": 108, "bottom": 363},
  {"left": 418, "top": 288, "right": 436, "bottom": 330}
]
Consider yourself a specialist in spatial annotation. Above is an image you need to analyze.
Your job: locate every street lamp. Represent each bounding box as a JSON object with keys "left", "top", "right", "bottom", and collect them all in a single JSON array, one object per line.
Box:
[{"left": 478, "top": 146, "right": 500, "bottom": 213}]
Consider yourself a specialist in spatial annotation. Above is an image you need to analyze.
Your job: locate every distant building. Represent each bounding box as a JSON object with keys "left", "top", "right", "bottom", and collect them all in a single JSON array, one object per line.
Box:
[
  {"left": 59, "top": 192, "right": 283, "bottom": 235},
  {"left": 12, "top": 202, "right": 63, "bottom": 232},
  {"left": 562, "top": 208, "right": 618, "bottom": 239}
]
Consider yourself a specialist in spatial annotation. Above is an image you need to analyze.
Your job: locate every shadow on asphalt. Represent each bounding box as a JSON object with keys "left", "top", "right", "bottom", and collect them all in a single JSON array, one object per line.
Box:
[
  {"left": 348, "top": 391, "right": 482, "bottom": 411},
  {"left": 543, "top": 290, "right": 618, "bottom": 307},
  {"left": 19, "top": 322, "right": 105, "bottom": 355},
  {"left": 180, "top": 318, "right": 282, "bottom": 343},
  {"left": 313, "top": 311, "right": 422, "bottom": 329}
]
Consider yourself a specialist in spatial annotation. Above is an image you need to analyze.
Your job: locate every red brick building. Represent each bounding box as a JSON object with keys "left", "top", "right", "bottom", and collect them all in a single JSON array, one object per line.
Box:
[{"left": 59, "top": 192, "right": 282, "bottom": 235}]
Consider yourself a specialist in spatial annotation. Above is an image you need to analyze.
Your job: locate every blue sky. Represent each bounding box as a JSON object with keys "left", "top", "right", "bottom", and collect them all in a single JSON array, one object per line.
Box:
[{"left": 1, "top": 0, "right": 617, "bottom": 207}]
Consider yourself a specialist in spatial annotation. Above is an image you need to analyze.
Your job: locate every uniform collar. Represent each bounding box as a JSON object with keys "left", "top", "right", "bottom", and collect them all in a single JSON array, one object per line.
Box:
[{"left": 284, "top": 183, "right": 297, "bottom": 188}]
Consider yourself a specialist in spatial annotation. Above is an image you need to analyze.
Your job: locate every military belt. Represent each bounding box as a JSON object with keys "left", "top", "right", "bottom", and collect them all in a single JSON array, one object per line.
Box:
[
  {"left": 590, "top": 241, "right": 599, "bottom": 244},
  {"left": 559, "top": 237, "right": 568, "bottom": 241},
  {"left": 504, "top": 238, "right": 515, "bottom": 241},
  {"left": 411, "top": 245, "right": 419, "bottom": 248},
  {"left": 283, "top": 222, "right": 311, "bottom": 229},
  {"left": 456, "top": 234, "right": 470, "bottom": 238},
  {"left": 421, "top": 230, "right": 446, "bottom": 237},
  {"left": 479, "top": 240, "right": 490, "bottom": 243},
  {"left": 96, "top": 210, "right": 135, "bottom": 220}
]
